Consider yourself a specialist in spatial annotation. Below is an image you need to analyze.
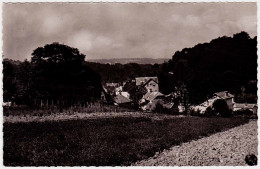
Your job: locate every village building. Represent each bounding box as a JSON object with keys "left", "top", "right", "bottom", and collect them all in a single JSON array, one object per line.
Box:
[
  {"left": 214, "top": 91, "right": 234, "bottom": 110},
  {"left": 144, "top": 96, "right": 175, "bottom": 111},
  {"left": 135, "top": 77, "right": 159, "bottom": 92},
  {"left": 233, "top": 103, "right": 258, "bottom": 114},
  {"left": 105, "top": 82, "right": 120, "bottom": 87},
  {"left": 102, "top": 83, "right": 132, "bottom": 107},
  {"left": 142, "top": 91, "right": 164, "bottom": 102},
  {"left": 113, "top": 94, "right": 132, "bottom": 107},
  {"left": 143, "top": 79, "right": 159, "bottom": 92},
  {"left": 191, "top": 91, "right": 234, "bottom": 114},
  {"left": 135, "top": 77, "right": 158, "bottom": 86}
]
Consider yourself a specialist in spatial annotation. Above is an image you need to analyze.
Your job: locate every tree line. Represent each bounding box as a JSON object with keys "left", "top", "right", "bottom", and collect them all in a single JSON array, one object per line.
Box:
[
  {"left": 158, "top": 31, "right": 257, "bottom": 104},
  {"left": 3, "top": 31, "right": 257, "bottom": 107},
  {"left": 3, "top": 43, "right": 102, "bottom": 106}
]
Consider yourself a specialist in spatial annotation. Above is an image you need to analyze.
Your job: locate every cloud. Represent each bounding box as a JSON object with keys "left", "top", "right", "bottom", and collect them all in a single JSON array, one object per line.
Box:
[
  {"left": 67, "top": 30, "right": 114, "bottom": 56},
  {"left": 41, "top": 16, "right": 65, "bottom": 35},
  {"left": 68, "top": 30, "right": 93, "bottom": 52},
  {"left": 238, "top": 15, "right": 257, "bottom": 36},
  {"left": 2, "top": 3, "right": 257, "bottom": 61},
  {"left": 94, "top": 36, "right": 112, "bottom": 47}
]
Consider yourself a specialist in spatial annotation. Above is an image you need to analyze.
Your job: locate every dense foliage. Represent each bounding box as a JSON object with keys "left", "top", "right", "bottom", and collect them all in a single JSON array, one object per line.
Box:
[
  {"left": 3, "top": 32, "right": 257, "bottom": 106},
  {"left": 85, "top": 62, "right": 160, "bottom": 83},
  {"left": 123, "top": 81, "right": 147, "bottom": 109},
  {"left": 212, "top": 99, "right": 231, "bottom": 117},
  {"left": 3, "top": 43, "right": 102, "bottom": 105},
  {"left": 158, "top": 32, "right": 257, "bottom": 104}
]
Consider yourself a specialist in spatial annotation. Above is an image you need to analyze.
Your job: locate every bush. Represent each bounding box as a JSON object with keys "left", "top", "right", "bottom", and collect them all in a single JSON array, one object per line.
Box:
[
  {"left": 153, "top": 102, "right": 178, "bottom": 115},
  {"left": 234, "top": 109, "right": 256, "bottom": 119},
  {"left": 212, "top": 99, "right": 232, "bottom": 117},
  {"left": 204, "top": 107, "right": 217, "bottom": 117},
  {"left": 189, "top": 109, "right": 201, "bottom": 116},
  {"left": 234, "top": 109, "right": 253, "bottom": 116}
]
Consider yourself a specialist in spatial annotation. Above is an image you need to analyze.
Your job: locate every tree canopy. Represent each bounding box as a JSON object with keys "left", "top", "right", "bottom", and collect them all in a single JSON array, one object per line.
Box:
[
  {"left": 31, "top": 42, "right": 85, "bottom": 68},
  {"left": 3, "top": 43, "right": 102, "bottom": 105},
  {"left": 158, "top": 31, "right": 257, "bottom": 104}
]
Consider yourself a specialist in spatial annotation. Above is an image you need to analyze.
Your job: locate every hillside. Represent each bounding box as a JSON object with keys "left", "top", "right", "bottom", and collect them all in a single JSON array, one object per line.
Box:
[
  {"left": 87, "top": 58, "right": 170, "bottom": 64},
  {"left": 159, "top": 32, "right": 257, "bottom": 104}
]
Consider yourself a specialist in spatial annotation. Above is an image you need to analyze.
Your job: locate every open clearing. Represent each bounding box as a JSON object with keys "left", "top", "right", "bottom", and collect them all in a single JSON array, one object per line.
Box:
[{"left": 4, "top": 116, "right": 250, "bottom": 166}]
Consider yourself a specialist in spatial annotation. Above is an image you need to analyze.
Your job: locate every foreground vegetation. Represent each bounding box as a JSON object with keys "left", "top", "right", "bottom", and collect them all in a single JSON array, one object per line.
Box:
[
  {"left": 4, "top": 116, "right": 249, "bottom": 166},
  {"left": 3, "top": 103, "right": 134, "bottom": 117}
]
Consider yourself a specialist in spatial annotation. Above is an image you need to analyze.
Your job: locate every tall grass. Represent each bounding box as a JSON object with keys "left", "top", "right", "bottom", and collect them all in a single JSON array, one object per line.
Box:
[
  {"left": 3, "top": 102, "right": 134, "bottom": 117},
  {"left": 4, "top": 116, "right": 249, "bottom": 166}
]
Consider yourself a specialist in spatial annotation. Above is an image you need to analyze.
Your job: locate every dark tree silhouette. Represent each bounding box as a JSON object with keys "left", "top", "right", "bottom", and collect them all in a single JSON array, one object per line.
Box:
[
  {"left": 3, "top": 59, "right": 17, "bottom": 102},
  {"left": 30, "top": 43, "right": 102, "bottom": 105},
  {"left": 31, "top": 42, "right": 85, "bottom": 68},
  {"left": 212, "top": 99, "right": 231, "bottom": 117},
  {"left": 123, "top": 82, "right": 147, "bottom": 109},
  {"left": 158, "top": 31, "right": 257, "bottom": 104}
]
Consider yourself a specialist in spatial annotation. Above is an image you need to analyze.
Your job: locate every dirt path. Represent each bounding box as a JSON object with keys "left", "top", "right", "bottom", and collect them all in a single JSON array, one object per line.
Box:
[{"left": 134, "top": 120, "right": 258, "bottom": 166}]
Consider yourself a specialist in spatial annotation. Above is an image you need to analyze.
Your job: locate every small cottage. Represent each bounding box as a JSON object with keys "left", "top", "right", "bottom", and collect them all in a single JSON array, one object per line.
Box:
[
  {"left": 191, "top": 91, "right": 235, "bottom": 114},
  {"left": 135, "top": 77, "right": 159, "bottom": 93},
  {"left": 233, "top": 103, "right": 258, "bottom": 114}
]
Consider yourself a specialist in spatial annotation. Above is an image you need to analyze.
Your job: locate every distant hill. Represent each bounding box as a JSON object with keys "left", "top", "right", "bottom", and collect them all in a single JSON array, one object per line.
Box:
[{"left": 87, "top": 58, "right": 170, "bottom": 64}]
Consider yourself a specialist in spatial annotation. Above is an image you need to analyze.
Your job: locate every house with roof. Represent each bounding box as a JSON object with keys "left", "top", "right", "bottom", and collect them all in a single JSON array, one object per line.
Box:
[
  {"left": 233, "top": 103, "right": 258, "bottom": 114},
  {"left": 113, "top": 94, "right": 132, "bottom": 107},
  {"left": 214, "top": 91, "right": 234, "bottom": 110},
  {"left": 191, "top": 91, "right": 235, "bottom": 114},
  {"left": 140, "top": 93, "right": 176, "bottom": 111},
  {"left": 135, "top": 77, "right": 158, "bottom": 86},
  {"left": 135, "top": 77, "right": 159, "bottom": 92},
  {"left": 142, "top": 91, "right": 163, "bottom": 102}
]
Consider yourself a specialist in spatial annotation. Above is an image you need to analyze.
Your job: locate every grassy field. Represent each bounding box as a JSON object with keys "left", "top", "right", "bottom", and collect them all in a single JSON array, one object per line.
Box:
[
  {"left": 4, "top": 116, "right": 249, "bottom": 166},
  {"left": 3, "top": 103, "right": 134, "bottom": 117}
]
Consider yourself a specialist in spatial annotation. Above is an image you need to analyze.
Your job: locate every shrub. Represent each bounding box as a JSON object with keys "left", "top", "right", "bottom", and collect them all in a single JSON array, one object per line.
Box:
[
  {"left": 204, "top": 107, "right": 217, "bottom": 117},
  {"left": 234, "top": 109, "right": 254, "bottom": 118},
  {"left": 189, "top": 109, "right": 201, "bottom": 116},
  {"left": 153, "top": 102, "right": 178, "bottom": 115},
  {"left": 212, "top": 99, "right": 231, "bottom": 117},
  {"left": 235, "top": 109, "right": 253, "bottom": 116}
]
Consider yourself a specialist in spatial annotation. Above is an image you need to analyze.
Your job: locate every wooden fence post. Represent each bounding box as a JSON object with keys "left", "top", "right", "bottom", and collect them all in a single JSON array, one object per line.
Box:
[{"left": 40, "top": 100, "right": 43, "bottom": 107}]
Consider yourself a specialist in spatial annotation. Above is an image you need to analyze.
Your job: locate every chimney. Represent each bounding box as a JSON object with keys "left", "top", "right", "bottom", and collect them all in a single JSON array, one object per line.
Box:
[{"left": 225, "top": 91, "right": 228, "bottom": 97}]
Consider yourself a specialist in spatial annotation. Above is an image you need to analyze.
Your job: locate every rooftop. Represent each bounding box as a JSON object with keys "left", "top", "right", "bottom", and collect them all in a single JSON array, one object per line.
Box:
[
  {"left": 114, "top": 94, "right": 132, "bottom": 104},
  {"left": 234, "top": 103, "right": 257, "bottom": 109},
  {"left": 135, "top": 77, "right": 158, "bottom": 86},
  {"left": 214, "top": 91, "right": 234, "bottom": 99},
  {"left": 143, "top": 91, "right": 164, "bottom": 101}
]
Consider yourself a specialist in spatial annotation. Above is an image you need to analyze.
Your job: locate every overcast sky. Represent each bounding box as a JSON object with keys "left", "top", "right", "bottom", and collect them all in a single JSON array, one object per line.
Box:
[{"left": 2, "top": 2, "right": 257, "bottom": 61}]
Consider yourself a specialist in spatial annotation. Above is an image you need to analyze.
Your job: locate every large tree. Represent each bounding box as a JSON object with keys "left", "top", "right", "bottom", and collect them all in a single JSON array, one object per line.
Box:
[
  {"left": 31, "top": 42, "right": 102, "bottom": 104},
  {"left": 31, "top": 42, "right": 85, "bottom": 68}
]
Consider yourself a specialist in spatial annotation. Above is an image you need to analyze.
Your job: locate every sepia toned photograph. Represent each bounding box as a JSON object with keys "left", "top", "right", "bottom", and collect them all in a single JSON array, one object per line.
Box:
[{"left": 2, "top": 1, "right": 258, "bottom": 166}]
